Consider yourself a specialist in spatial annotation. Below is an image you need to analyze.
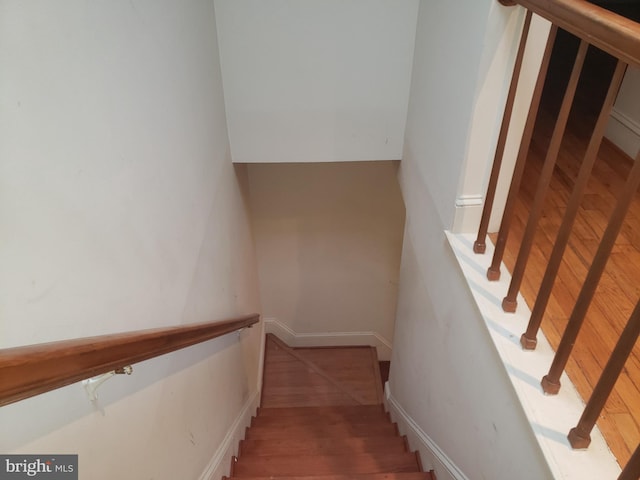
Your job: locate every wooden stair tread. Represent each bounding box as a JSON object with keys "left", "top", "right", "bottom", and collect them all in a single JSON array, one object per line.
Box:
[
  {"left": 263, "top": 385, "right": 376, "bottom": 395},
  {"left": 233, "top": 453, "right": 420, "bottom": 476},
  {"left": 251, "top": 413, "right": 390, "bottom": 428},
  {"left": 245, "top": 422, "right": 398, "bottom": 440},
  {"left": 240, "top": 435, "right": 408, "bottom": 456},
  {"left": 257, "top": 405, "right": 385, "bottom": 417},
  {"left": 261, "top": 394, "right": 361, "bottom": 408},
  {"left": 264, "top": 375, "right": 380, "bottom": 390},
  {"left": 228, "top": 474, "right": 434, "bottom": 480}
]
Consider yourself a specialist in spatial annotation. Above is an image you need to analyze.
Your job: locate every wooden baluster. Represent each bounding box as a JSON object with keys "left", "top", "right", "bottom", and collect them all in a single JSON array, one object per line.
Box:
[
  {"left": 568, "top": 298, "right": 640, "bottom": 448},
  {"left": 487, "top": 26, "right": 558, "bottom": 281},
  {"left": 542, "top": 149, "right": 640, "bottom": 394},
  {"left": 619, "top": 444, "right": 640, "bottom": 480},
  {"left": 521, "top": 60, "right": 628, "bottom": 349},
  {"left": 502, "top": 40, "right": 588, "bottom": 312},
  {"left": 474, "top": 10, "right": 533, "bottom": 254}
]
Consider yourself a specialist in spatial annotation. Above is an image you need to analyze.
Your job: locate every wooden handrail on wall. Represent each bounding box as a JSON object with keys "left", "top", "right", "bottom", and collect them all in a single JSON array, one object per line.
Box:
[
  {"left": 503, "top": 0, "right": 640, "bottom": 68},
  {"left": 0, "top": 313, "right": 260, "bottom": 407}
]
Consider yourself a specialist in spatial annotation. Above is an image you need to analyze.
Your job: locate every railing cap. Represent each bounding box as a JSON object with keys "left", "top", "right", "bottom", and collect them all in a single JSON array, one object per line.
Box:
[{"left": 505, "top": 0, "right": 640, "bottom": 68}]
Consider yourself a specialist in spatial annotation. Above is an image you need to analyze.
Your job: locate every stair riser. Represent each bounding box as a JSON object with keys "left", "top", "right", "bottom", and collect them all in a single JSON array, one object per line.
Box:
[
  {"left": 261, "top": 394, "right": 361, "bottom": 408},
  {"left": 251, "top": 413, "right": 391, "bottom": 428},
  {"left": 225, "top": 475, "right": 432, "bottom": 480},
  {"left": 233, "top": 454, "right": 420, "bottom": 476},
  {"left": 244, "top": 424, "right": 398, "bottom": 440},
  {"left": 240, "top": 436, "right": 407, "bottom": 456},
  {"left": 256, "top": 405, "right": 385, "bottom": 417}
]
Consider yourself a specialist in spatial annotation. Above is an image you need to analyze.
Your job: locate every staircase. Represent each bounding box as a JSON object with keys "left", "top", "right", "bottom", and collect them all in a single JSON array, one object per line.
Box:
[{"left": 224, "top": 335, "right": 436, "bottom": 480}]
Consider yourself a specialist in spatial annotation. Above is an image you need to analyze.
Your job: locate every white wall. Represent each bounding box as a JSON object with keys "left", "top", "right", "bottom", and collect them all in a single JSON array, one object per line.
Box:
[
  {"left": 248, "top": 162, "right": 405, "bottom": 360},
  {"left": 389, "top": 1, "right": 552, "bottom": 479},
  {"left": 453, "top": 11, "right": 551, "bottom": 233},
  {"left": 214, "top": 0, "right": 419, "bottom": 163},
  {"left": 606, "top": 66, "right": 640, "bottom": 159},
  {"left": 0, "top": 1, "right": 262, "bottom": 479}
]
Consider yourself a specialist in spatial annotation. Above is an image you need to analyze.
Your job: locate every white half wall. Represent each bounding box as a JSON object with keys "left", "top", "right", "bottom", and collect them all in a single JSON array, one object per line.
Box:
[
  {"left": 385, "top": 384, "right": 470, "bottom": 480},
  {"left": 606, "top": 66, "right": 640, "bottom": 159},
  {"left": 391, "top": 1, "right": 553, "bottom": 479},
  {"left": 247, "top": 161, "right": 405, "bottom": 359},
  {"left": 214, "top": 0, "right": 419, "bottom": 163},
  {"left": 0, "top": 1, "right": 263, "bottom": 478},
  {"left": 453, "top": 9, "right": 552, "bottom": 233}
]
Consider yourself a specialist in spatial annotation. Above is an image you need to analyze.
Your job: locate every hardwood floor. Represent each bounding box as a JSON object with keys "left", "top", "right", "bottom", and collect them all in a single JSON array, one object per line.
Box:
[
  {"left": 261, "top": 335, "right": 384, "bottom": 407},
  {"left": 497, "top": 65, "right": 640, "bottom": 465}
]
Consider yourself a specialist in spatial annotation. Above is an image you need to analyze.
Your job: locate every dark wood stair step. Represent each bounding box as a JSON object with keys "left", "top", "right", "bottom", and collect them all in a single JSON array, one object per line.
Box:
[
  {"left": 228, "top": 473, "right": 434, "bottom": 480},
  {"left": 262, "top": 386, "right": 379, "bottom": 405},
  {"left": 240, "top": 435, "right": 408, "bottom": 456},
  {"left": 233, "top": 453, "right": 420, "bottom": 476},
  {"left": 251, "top": 412, "right": 390, "bottom": 428},
  {"left": 261, "top": 395, "right": 362, "bottom": 408},
  {"left": 263, "top": 375, "right": 363, "bottom": 388},
  {"left": 257, "top": 405, "right": 385, "bottom": 417},
  {"left": 244, "top": 422, "right": 398, "bottom": 440}
]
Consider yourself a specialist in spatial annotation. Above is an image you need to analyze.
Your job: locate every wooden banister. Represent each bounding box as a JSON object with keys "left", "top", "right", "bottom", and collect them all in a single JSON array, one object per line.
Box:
[
  {"left": 476, "top": 0, "right": 640, "bottom": 469},
  {"left": 542, "top": 149, "right": 640, "bottom": 394},
  {"left": 501, "top": 39, "right": 588, "bottom": 313},
  {"left": 508, "top": 0, "right": 640, "bottom": 68},
  {"left": 0, "top": 313, "right": 260, "bottom": 407},
  {"left": 474, "top": 10, "right": 533, "bottom": 255},
  {"left": 520, "top": 59, "right": 627, "bottom": 349},
  {"left": 486, "top": 25, "right": 558, "bottom": 281},
  {"left": 568, "top": 298, "right": 640, "bottom": 449},
  {"left": 619, "top": 444, "right": 640, "bottom": 480}
]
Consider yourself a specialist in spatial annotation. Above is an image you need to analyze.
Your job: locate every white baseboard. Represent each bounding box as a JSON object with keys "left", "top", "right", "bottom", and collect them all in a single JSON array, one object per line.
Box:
[
  {"left": 198, "top": 390, "right": 259, "bottom": 480},
  {"left": 199, "top": 321, "right": 266, "bottom": 480},
  {"left": 606, "top": 108, "right": 640, "bottom": 159},
  {"left": 384, "top": 383, "right": 469, "bottom": 480},
  {"left": 256, "top": 320, "right": 267, "bottom": 395},
  {"left": 263, "top": 317, "right": 393, "bottom": 361},
  {"left": 451, "top": 204, "right": 483, "bottom": 235}
]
